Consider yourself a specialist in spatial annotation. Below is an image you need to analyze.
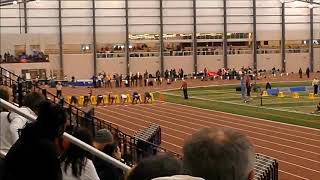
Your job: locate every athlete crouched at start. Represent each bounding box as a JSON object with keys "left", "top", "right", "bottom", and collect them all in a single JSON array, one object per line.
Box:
[
  {"left": 144, "top": 92, "right": 152, "bottom": 104},
  {"left": 132, "top": 92, "right": 141, "bottom": 104}
]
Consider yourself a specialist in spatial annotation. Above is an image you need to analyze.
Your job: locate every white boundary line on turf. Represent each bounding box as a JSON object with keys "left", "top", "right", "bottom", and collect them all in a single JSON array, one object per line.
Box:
[
  {"left": 163, "top": 92, "right": 320, "bottom": 119},
  {"left": 160, "top": 100, "right": 320, "bottom": 132}
]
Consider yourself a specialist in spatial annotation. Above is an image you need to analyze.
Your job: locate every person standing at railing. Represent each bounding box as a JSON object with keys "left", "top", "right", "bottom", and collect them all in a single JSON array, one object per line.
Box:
[{"left": 299, "top": 68, "right": 303, "bottom": 78}]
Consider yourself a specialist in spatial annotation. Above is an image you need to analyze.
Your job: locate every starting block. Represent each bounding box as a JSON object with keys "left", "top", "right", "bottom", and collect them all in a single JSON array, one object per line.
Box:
[
  {"left": 78, "top": 96, "right": 84, "bottom": 107},
  {"left": 262, "top": 91, "right": 269, "bottom": 97},
  {"left": 150, "top": 93, "right": 155, "bottom": 102},
  {"left": 90, "top": 96, "right": 97, "bottom": 105},
  {"left": 308, "top": 93, "right": 315, "bottom": 100},
  {"left": 126, "top": 94, "right": 132, "bottom": 103},
  {"left": 292, "top": 92, "right": 300, "bottom": 99},
  {"left": 65, "top": 96, "right": 72, "bottom": 104},
  {"left": 114, "top": 95, "right": 120, "bottom": 104},
  {"left": 277, "top": 92, "right": 285, "bottom": 98},
  {"left": 103, "top": 95, "right": 109, "bottom": 105}
]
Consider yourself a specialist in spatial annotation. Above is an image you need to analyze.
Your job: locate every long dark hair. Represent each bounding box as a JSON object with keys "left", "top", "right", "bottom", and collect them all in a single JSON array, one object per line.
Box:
[
  {"left": 61, "top": 128, "right": 93, "bottom": 178},
  {"left": 19, "top": 101, "right": 67, "bottom": 141}
]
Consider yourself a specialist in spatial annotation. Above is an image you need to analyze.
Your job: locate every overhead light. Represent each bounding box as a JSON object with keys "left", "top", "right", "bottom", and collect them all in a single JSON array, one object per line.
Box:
[
  {"left": 12, "top": 1, "right": 18, "bottom": 5},
  {"left": 308, "top": 3, "right": 314, "bottom": 8}
]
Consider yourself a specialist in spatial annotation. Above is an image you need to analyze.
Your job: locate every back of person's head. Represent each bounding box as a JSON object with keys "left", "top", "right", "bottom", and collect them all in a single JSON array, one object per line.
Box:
[
  {"left": 127, "top": 154, "right": 183, "bottom": 180},
  {"left": 61, "top": 127, "right": 93, "bottom": 178},
  {"left": 0, "top": 87, "right": 9, "bottom": 101},
  {"left": 23, "top": 92, "right": 45, "bottom": 114},
  {"left": 22, "top": 101, "right": 67, "bottom": 141},
  {"left": 94, "top": 129, "right": 114, "bottom": 150},
  {"left": 183, "top": 128, "right": 255, "bottom": 180}
]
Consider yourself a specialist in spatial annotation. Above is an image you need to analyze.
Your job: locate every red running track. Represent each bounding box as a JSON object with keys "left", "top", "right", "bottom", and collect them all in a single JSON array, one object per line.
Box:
[{"left": 47, "top": 81, "right": 320, "bottom": 180}]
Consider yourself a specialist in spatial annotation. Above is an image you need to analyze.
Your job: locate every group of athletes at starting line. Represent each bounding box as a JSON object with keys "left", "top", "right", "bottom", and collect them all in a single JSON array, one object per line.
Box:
[{"left": 60, "top": 90, "right": 154, "bottom": 107}]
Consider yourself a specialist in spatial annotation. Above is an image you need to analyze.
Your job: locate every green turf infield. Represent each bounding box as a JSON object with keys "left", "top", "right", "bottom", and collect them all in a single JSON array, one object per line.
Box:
[{"left": 159, "top": 81, "right": 320, "bottom": 129}]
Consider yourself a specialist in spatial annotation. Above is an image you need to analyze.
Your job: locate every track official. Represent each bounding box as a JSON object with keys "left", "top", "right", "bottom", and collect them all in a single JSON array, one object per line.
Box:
[{"left": 181, "top": 80, "right": 188, "bottom": 99}]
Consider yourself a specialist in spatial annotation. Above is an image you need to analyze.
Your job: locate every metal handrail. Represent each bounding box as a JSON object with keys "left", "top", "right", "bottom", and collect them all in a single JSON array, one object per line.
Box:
[{"left": 0, "top": 98, "right": 131, "bottom": 171}]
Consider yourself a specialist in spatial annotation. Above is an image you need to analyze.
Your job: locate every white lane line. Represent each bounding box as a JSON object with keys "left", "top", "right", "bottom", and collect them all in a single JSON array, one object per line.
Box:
[{"left": 278, "top": 170, "right": 310, "bottom": 180}]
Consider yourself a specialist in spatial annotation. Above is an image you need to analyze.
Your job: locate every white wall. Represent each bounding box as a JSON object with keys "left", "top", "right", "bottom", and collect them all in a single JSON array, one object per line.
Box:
[
  {"left": 314, "top": 48, "right": 320, "bottom": 72},
  {"left": 257, "top": 54, "right": 282, "bottom": 71},
  {"left": 228, "top": 54, "right": 253, "bottom": 70},
  {"left": 197, "top": 55, "right": 224, "bottom": 72},
  {"left": 164, "top": 56, "right": 193, "bottom": 74},
  {"left": 63, "top": 54, "right": 94, "bottom": 79},
  {"left": 97, "top": 58, "right": 127, "bottom": 75},
  {"left": 286, "top": 53, "right": 309, "bottom": 73},
  {"left": 130, "top": 58, "right": 160, "bottom": 75},
  {"left": 0, "top": 62, "right": 51, "bottom": 76}
]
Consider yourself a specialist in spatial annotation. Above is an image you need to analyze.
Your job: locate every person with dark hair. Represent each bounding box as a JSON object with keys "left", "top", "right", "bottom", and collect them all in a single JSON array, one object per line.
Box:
[
  {"left": 126, "top": 154, "right": 182, "bottom": 180},
  {"left": 265, "top": 82, "right": 271, "bottom": 90},
  {"left": 60, "top": 128, "right": 100, "bottom": 180},
  {"left": 306, "top": 67, "right": 310, "bottom": 78},
  {"left": 144, "top": 92, "right": 152, "bottom": 103},
  {"left": 3, "top": 101, "right": 67, "bottom": 180},
  {"left": 132, "top": 92, "right": 141, "bottom": 104},
  {"left": 183, "top": 128, "right": 255, "bottom": 180},
  {"left": 94, "top": 142, "right": 123, "bottom": 180},
  {"left": 0, "top": 92, "right": 45, "bottom": 155},
  {"left": 180, "top": 80, "right": 188, "bottom": 99}
]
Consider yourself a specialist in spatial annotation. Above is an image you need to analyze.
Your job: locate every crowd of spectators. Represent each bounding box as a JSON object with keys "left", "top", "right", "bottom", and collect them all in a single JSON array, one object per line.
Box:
[
  {"left": 0, "top": 86, "right": 256, "bottom": 180},
  {"left": 0, "top": 51, "right": 48, "bottom": 63}
]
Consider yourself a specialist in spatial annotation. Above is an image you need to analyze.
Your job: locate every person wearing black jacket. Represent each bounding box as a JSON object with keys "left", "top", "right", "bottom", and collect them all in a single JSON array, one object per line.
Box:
[
  {"left": 94, "top": 143, "right": 124, "bottom": 180},
  {"left": 2, "top": 101, "right": 67, "bottom": 180}
]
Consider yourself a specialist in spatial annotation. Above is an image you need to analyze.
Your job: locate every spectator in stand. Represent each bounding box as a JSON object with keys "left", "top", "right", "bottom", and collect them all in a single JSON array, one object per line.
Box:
[
  {"left": 183, "top": 128, "right": 255, "bottom": 180},
  {"left": 93, "top": 129, "right": 114, "bottom": 151},
  {"left": 60, "top": 128, "right": 100, "bottom": 180},
  {"left": 94, "top": 143, "right": 123, "bottom": 180},
  {"left": 3, "top": 101, "right": 67, "bottom": 180},
  {"left": 127, "top": 154, "right": 184, "bottom": 180},
  {"left": 0, "top": 92, "right": 45, "bottom": 155}
]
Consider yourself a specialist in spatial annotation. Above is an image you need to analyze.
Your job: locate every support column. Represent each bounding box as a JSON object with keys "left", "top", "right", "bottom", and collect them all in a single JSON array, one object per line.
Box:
[
  {"left": 253, "top": 0, "right": 257, "bottom": 70},
  {"left": 309, "top": 1, "right": 314, "bottom": 72},
  {"left": 223, "top": 0, "right": 228, "bottom": 68},
  {"left": 125, "top": 0, "right": 130, "bottom": 75},
  {"left": 58, "top": 0, "right": 63, "bottom": 72},
  {"left": 281, "top": 2, "right": 286, "bottom": 72},
  {"left": 23, "top": 1, "right": 27, "bottom": 33},
  {"left": 160, "top": 0, "right": 164, "bottom": 75},
  {"left": 92, "top": 0, "right": 97, "bottom": 75},
  {"left": 192, "top": 0, "right": 198, "bottom": 73}
]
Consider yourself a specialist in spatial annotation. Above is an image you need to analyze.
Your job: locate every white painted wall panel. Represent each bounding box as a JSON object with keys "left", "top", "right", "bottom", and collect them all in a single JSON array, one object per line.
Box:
[
  {"left": 62, "top": 26, "right": 93, "bottom": 33},
  {"left": 128, "top": 9, "right": 159, "bottom": 16},
  {"left": 28, "top": 18, "right": 59, "bottom": 26},
  {"left": 163, "top": 17, "right": 193, "bottom": 24},
  {"left": 197, "top": 17, "right": 224, "bottom": 24},
  {"left": 164, "top": 57, "right": 193, "bottom": 73},
  {"left": 286, "top": 53, "right": 309, "bottom": 73},
  {"left": 197, "top": 25, "right": 224, "bottom": 32},
  {"left": 61, "top": 1, "right": 92, "bottom": 8},
  {"left": 130, "top": 58, "right": 160, "bottom": 74},
  {"left": 228, "top": 24, "right": 253, "bottom": 32},
  {"left": 27, "top": 1, "right": 58, "bottom": 8},
  {"left": 96, "top": 26, "right": 126, "bottom": 33},
  {"left": 128, "top": 1, "right": 159, "bottom": 8},
  {"left": 197, "top": 0, "right": 223, "bottom": 8},
  {"left": 96, "top": 9, "right": 125, "bottom": 16},
  {"left": 163, "top": 1, "right": 193, "bottom": 8},
  {"left": 0, "top": 9, "right": 20, "bottom": 17},
  {"left": 95, "top": 1, "right": 125, "bottom": 8},
  {"left": 227, "top": 0, "right": 252, "bottom": 8},
  {"left": 163, "top": 9, "right": 193, "bottom": 16},
  {"left": 62, "top": 18, "right": 92, "bottom": 26},
  {"left": 227, "top": 17, "right": 252, "bottom": 24},
  {"left": 61, "top": 9, "right": 92, "bottom": 17},
  {"left": 28, "top": 9, "right": 58, "bottom": 17},
  {"left": 129, "top": 25, "right": 160, "bottom": 33},
  {"left": 163, "top": 25, "right": 193, "bottom": 33},
  {"left": 97, "top": 58, "right": 127, "bottom": 75},
  {"left": 228, "top": 54, "right": 253, "bottom": 69},
  {"left": 256, "top": 8, "right": 281, "bottom": 16},
  {"left": 129, "top": 17, "right": 160, "bottom": 25},
  {"left": 257, "top": 54, "right": 282, "bottom": 71},
  {"left": 227, "top": 8, "right": 252, "bottom": 15},
  {"left": 257, "top": 16, "right": 281, "bottom": 24},
  {"left": 197, "top": 56, "right": 224, "bottom": 71},
  {"left": 0, "top": 19, "right": 22, "bottom": 26},
  {"left": 256, "top": 0, "right": 281, "bottom": 8},
  {"left": 96, "top": 17, "right": 126, "bottom": 25},
  {"left": 197, "top": 9, "right": 223, "bottom": 16},
  {"left": 314, "top": 48, "right": 320, "bottom": 72}
]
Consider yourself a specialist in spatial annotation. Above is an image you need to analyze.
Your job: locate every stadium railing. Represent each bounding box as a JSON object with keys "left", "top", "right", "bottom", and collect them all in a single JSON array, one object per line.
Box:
[
  {"left": 0, "top": 66, "right": 278, "bottom": 180},
  {"left": 0, "top": 98, "right": 131, "bottom": 172}
]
